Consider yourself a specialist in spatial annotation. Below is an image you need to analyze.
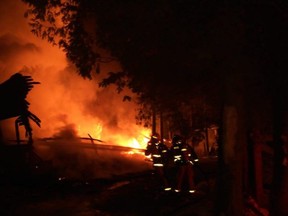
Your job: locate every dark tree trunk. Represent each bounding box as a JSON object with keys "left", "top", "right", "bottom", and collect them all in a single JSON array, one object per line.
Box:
[
  {"left": 215, "top": 64, "right": 247, "bottom": 216},
  {"left": 152, "top": 106, "right": 156, "bottom": 136},
  {"left": 270, "top": 75, "right": 287, "bottom": 215}
]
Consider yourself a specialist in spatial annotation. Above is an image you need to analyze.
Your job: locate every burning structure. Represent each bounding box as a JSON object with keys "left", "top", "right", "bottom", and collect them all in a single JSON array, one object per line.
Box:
[{"left": 0, "top": 0, "right": 153, "bottom": 184}]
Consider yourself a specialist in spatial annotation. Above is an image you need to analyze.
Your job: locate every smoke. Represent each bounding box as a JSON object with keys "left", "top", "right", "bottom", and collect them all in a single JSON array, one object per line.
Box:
[
  {"left": 0, "top": 0, "right": 151, "bottom": 179},
  {"left": 0, "top": 0, "right": 148, "bottom": 141}
]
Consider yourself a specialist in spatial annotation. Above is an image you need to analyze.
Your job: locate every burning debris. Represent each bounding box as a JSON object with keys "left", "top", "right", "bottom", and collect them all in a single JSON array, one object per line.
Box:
[
  {"left": 34, "top": 137, "right": 150, "bottom": 181},
  {"left": 24, "top": 123, "right": 150, "bottom": 182},
  {"left": 0, "top": 72, "right": 40, "bottom": 145}
]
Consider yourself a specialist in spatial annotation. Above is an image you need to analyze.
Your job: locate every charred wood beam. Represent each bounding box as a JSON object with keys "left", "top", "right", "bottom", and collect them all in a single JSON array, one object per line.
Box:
[{"left": 37, "top": 137, "right": 145, "bottom": 152}]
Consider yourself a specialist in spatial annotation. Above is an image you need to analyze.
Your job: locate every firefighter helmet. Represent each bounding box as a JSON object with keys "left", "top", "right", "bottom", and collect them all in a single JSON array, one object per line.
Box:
[
  {"left": 172, "top": 134, "right": 182, "bottom": 144},
  {"left": 149, "top": 135, "right": 158, "bottom": 145}
]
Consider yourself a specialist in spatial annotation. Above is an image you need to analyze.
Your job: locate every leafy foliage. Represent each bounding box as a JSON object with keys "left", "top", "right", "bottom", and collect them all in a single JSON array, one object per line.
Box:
[
  {"left": 22, "top": 0, "right": 223, "bottom": 132},
  {"left": 23, "top": 0, "right": 288, "bottom": 133},
  {"left": 23, "top": 0, "right": 99, "bottom": 79}
]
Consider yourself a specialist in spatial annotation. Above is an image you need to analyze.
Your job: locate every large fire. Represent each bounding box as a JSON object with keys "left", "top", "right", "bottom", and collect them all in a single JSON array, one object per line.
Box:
[
  {"left": 0, "top": 0, "right": 151, "bottom": 151},
  {"left": 0, "top": 0, "right": 154, "bottom": 180}
]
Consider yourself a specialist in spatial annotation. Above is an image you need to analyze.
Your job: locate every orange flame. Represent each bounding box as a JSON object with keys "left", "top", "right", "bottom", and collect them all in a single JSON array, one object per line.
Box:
[{"left": 0, "top": 1, "right": 152, "bottom": 152}]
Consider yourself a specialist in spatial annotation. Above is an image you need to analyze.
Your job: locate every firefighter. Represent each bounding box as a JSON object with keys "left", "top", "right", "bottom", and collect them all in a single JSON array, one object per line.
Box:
[
  {"left": 145, "top": 134, "right": 172, "bottom": 192},
  {"left": 171, "top": 134, "right": 198, "bottom": 194}
]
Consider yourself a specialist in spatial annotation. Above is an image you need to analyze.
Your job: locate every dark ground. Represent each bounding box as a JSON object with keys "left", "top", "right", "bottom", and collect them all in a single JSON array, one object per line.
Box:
[{"left": 0, "top": 149, "right": 218, "bottom": 216}]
